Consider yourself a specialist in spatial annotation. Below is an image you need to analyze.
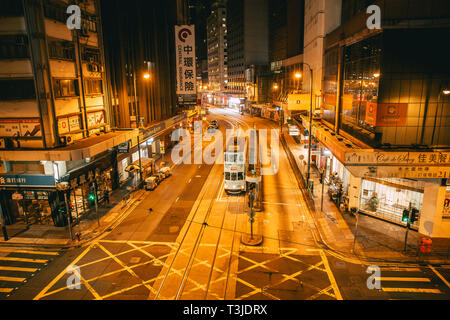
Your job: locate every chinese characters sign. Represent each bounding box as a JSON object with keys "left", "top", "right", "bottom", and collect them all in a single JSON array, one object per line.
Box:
[
  {"left": 175, "top": 25, "right": 197, "bottom": 96},
  {"left": 345, "top": 151, "right": 450, "bottom": 166},
  {"left": 0, "top": 119, "right": 41, "bottom": 137},
  {"left": 0, "top": 175, "right": 55, "bottom": 187}
]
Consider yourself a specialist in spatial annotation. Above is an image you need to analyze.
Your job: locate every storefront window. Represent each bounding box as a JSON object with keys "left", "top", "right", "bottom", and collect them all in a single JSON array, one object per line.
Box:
[{"left": 360, "top": 178, "right": 424, "bottom": 227}]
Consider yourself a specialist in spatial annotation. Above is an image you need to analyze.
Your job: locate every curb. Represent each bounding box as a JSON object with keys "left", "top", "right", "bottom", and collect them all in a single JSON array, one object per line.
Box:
[{"left": 280, "top": 134, "right": 450, "bottom": 266}]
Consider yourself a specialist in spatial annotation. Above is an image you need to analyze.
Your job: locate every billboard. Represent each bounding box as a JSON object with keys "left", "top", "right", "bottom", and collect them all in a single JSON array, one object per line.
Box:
[
  {"left": 288, "top": 94, "right": 311, "bottom": 111},
  {"left": 175, "top": 25, "right": 197, "bottom": 96},
  {"left": 0, "top": 119, "right": 41, "bottom": 137},
  {"left": 364, "top": 103, "right": 408, "bottom": 127}
]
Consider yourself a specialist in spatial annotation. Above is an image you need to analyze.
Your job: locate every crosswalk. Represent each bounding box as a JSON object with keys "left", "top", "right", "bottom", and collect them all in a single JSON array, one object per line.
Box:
[
  {"left": 378, "top": 266, "right": 450, "bottom": 299},
  {"left": 0, "top": 246, "right": 61, "bottom": 298}
]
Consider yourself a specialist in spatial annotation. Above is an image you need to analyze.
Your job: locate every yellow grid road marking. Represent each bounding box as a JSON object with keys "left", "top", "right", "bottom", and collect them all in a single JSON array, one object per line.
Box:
[
  {"left": 382, "top": 288, "right": 442, "bottom": 294},
  {"left": 0, "top": 266, "right": 38, "bottom": 272},
  {"left": 0, "top": 257, "right": 47, "bottom": 263},
  {"left": 34, "top": 242, "right": 95, "bottom": 300},
  {"left": 0, "top": 276, "right": 25, "bottom": 282},
  {"left": 381, "top": 267, "right": 422, "bottom": 272},
  {"left": 429, "top": 265, "right": 450, "bottom": 289},
  {"left": 319, "top": 250, "right": 343, "bottom": 300},
  {"left": 96, "top": 243, "right": 157, "bottom": 296}
]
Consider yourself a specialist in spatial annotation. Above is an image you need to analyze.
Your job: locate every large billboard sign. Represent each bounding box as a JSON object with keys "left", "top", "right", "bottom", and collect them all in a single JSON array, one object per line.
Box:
[
  {"left": 175, "top": 25, "right": 197, "bottom": 96},
  {"left": 287, "top": 94, "right": 311, "bottom": 111}
]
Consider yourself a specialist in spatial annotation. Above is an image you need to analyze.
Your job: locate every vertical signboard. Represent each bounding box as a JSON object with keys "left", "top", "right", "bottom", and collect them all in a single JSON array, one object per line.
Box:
[{"left": 175, "top": 25, "right": 197, "bottom": 98}]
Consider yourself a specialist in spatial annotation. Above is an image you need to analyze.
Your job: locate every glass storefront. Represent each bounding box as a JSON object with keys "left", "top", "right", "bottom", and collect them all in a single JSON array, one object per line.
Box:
[{"left": 360, "top": 177, "right": 424, "bottom": 228}]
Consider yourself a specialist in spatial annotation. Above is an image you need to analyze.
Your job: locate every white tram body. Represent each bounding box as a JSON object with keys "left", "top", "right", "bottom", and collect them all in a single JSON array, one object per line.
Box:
[{"left": 224, "top": 137, "right": 248, "bottom": 194}]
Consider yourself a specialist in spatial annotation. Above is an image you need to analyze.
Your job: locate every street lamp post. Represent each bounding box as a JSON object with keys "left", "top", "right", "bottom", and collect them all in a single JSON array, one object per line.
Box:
[
  {"left": 302, "top": 63, "right": 314, "bottom": 192},
  {"left": 431, "top": 88, "right": 450, "bottom": 145}
]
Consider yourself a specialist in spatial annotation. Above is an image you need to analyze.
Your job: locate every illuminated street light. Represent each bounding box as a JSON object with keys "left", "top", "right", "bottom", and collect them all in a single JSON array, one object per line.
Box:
[
  {"left": 373, "top": 73, "right": 380, "bottom": 78},
  {"left": 273, "top": 84, "right": 279, "bottom": 90},
  {"left": 443, "top": 89, "right": 450, "bottom": 95},
  {"left": 294, "top": 72, "right": 302, "bottom": 79},
  {"left": 143, "top": 73, "right": 151, "bottom": 80}
]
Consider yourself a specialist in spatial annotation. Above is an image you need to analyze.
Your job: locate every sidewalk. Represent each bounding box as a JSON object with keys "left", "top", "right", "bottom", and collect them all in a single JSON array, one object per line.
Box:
[
  {"left": 0, "top": 143, "right": 176, "bottom": 249},
  {"left": 281, "top": 130, "right": 450, "bottom": 265}
]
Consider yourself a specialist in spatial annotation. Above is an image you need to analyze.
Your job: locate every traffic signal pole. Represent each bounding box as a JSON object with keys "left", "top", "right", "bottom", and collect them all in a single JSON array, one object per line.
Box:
[
  {"left": 64, "top": 192, "right": 73, "bottom": 241},
  {"left": 404, "top": 210, "right": 412, "bottom": 253}
]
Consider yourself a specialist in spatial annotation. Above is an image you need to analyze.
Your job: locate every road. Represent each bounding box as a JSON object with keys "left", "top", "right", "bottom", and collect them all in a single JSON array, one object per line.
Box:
[{"left": 3, "top": 108, "right": 450, "bottom": 300}]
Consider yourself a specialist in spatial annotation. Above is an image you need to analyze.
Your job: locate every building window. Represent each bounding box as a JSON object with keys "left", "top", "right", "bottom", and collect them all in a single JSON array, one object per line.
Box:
[
  {"left": 84, "top": 79, "right": 103, "bottom": 95},
  {"left": 53, "top": 79, "right": 79, "bottom": 98},
  {"left": 0, "top": 79, "right": 35, "bottom": 100},
  {"left": 0, "top": 0, "right": 24, "bottom": 16},
  {"left": 48, "top": 41, "right": 75, "bottom": 61},
  {"left": 0, "top": 35, "right": 29, "bottom": 59},
  {"left": 43, "top": 2, "right": 67, "bottom": 24}
]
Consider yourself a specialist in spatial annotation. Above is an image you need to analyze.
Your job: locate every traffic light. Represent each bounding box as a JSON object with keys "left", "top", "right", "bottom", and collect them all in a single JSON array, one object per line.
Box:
[
  {"left": 402, "top": 209, "right": 410, "bottom": 223},
  {"left": 88, "top": 193, "right": 96, "bottom": 204},
  {"left": 410, "top": 208, "right": 419, "bottom": 224}
]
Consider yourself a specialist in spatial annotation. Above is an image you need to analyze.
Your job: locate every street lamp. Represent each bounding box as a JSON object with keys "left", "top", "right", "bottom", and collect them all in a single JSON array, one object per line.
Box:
[{"left": 143, "top": 73, "right": 151, "bottom": 80}]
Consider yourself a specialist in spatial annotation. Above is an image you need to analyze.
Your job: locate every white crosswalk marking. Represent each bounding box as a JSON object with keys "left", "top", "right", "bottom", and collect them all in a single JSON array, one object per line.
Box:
[{"left": 0, "top": 246, "right": 61, "bottom": 298}]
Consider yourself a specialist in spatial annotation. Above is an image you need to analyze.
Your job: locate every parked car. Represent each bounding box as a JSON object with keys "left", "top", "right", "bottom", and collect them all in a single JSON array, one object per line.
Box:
[
  {"left": 145, "top": 176, "right": 159, "bottom": 191},
  {"left": 159, "top": 167, "right": 172, "bottom": 179},
  {"left": 210, "top": 120, "right": 219, "bottom": 129}
]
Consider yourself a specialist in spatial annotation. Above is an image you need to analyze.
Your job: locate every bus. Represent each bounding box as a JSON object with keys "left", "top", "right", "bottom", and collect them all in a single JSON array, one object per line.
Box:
[{"left": 224, "top": 136, "right": 248, "bottom": 195}]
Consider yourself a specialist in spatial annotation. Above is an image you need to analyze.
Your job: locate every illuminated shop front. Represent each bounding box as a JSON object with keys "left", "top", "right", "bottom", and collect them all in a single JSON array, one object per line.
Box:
[{"left": 359, "top": 177, "right": 424, "bottom": 229}]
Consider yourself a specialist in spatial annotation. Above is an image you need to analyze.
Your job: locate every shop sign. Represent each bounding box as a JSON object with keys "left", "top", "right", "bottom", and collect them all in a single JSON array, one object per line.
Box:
[
  {"left": 0, "top": 175, "right": 55, "bottom": 187},
  {"left": 0, "top": 119, "right": 41, "bottom": 137},
  {"left": 36, "top": 192, "right": 49, "bottom": 200},
  {"left": 346, "top": 165, "right": 450, "bottom": 179},
  {"left": 376, "top": 103, "right": 408, "bottom": 127},
  {"left": 142, "top": 123, "right": 166, "bottom": 140},
  {"left": 23, "top": 191, "right": 36, "bottom": 200},
  {"left": 365, "top": 102, "right": 377, "bottom": 126},
  {"left": 118, "top": 140, "right": 130, "bottom": 154},
  {"left": 175, "top": 25, "right": 197, "bottom": 96},
  {"left": 345, "top": 151, "right": 450, "bottom": 166},
  {"left": 12, "top": 192, "right": 23, "bottom": 200}
]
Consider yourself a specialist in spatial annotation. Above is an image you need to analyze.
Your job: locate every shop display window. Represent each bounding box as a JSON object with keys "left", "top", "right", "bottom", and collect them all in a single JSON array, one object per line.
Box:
[{"left": 360, "top": 178, "right": 424, "bottom": 227}]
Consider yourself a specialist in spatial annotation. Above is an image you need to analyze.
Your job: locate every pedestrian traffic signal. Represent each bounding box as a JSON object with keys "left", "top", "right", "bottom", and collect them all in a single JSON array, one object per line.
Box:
[
  {"left": 88, "top": 193, "right": 96, "bottom": 203},
  {"left": 410, "top": 208, "right": 419, "bottom": 224},
  {"left": 402, "top": 209, "right": 410, "bottom": 223}
]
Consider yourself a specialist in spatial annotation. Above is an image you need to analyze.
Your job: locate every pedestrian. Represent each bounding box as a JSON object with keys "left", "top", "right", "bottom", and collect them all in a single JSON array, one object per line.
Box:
[{"left": 104, "top": 190, "right": 110, "bottom": 204}]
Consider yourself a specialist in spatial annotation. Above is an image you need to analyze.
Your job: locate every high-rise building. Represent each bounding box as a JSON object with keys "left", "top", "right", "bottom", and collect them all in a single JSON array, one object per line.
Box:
[
  {"left": 303, "top": 0, "right": 342, "bottom": 107},
  {"left": 206, "top": 1, "right": 227, "bottom": 92},
  {"left": 0, "top": 0, "right": 190, "bottom": 232},
  {"left": 226, "top": 0, "right": 269, "bottom": 98},
  {"left": 303, "top": 0, "right": 450, "bottom": 239}
]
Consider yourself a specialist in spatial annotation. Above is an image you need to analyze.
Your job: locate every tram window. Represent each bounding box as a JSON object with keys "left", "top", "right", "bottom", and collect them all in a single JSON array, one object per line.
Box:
[
  {"left": 231, "top": 173, "right": 237, "bottom": 181},
  {"left": 225, "top": 172, "right": 230, "bottom": 180},
  {"left": 238, "top": 173, "right": 244, "bottom": 180}
]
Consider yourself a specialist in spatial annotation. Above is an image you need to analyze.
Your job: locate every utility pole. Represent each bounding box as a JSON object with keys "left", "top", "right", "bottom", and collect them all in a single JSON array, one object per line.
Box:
[{"left": 93, "top": 182, "right": 100, "bottom": 228}]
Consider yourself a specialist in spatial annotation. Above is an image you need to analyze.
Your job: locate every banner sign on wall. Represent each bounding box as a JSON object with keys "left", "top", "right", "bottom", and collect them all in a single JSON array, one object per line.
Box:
[
  {"left": 288, "top": 94, "right": 311, "bottom": 111},
  {"left": 0, "top": 119, "right": 41, "bottom": 137},
  {"left": 175, "top": 25, "right": 197, "bottom": 96},
  {"left": 364, "top": 103, "right": 408, "bottom": 127}
]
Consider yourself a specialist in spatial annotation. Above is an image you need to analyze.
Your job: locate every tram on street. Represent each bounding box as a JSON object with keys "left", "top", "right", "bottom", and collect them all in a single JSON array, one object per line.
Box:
[{"left": 224, "top": 136, "right": 248, "bottom": 195}]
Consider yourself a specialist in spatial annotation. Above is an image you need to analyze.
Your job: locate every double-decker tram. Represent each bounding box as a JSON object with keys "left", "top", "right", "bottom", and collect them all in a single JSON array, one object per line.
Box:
[{"left": 224, "top": 136, "right": 248, "bottom": 195}]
